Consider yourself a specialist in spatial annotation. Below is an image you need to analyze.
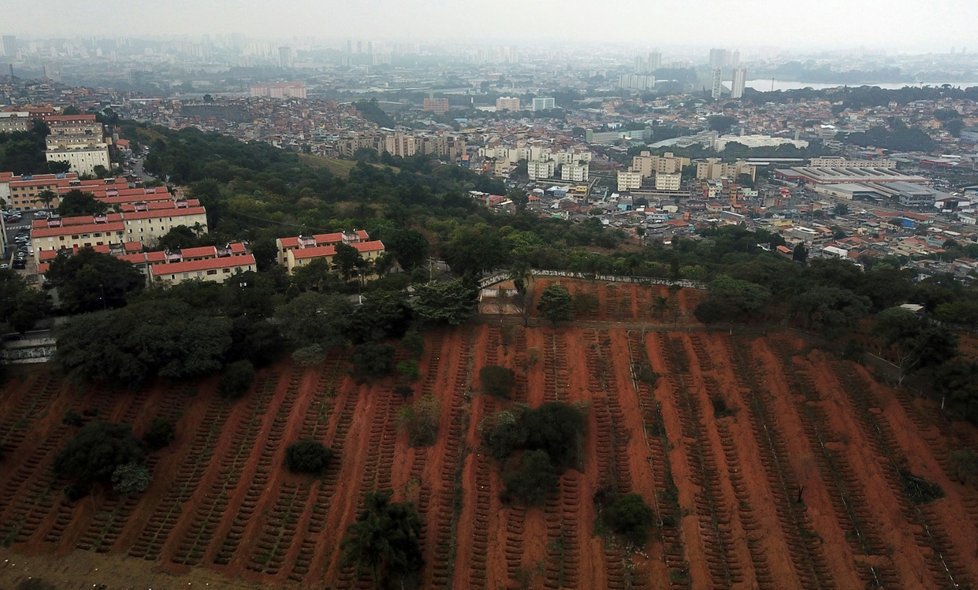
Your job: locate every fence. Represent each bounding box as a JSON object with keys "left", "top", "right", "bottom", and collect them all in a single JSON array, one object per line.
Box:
[{"left": 478, "top": 270, "right": 704, "bottom": 290}]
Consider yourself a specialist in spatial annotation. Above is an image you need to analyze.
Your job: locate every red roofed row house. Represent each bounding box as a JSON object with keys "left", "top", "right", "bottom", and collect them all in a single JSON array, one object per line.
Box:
[
  {"left": 275, "top": 230, "right": 386, "bottom": 274},
  {"left": 0, "top": 172, "right": 130, "bottom": 211},
  {"left": 30, "top": 200, "right": 208, "bottom": 263},
  {"left": 38, "top": 242, "right": 255, "bottom": 286}
]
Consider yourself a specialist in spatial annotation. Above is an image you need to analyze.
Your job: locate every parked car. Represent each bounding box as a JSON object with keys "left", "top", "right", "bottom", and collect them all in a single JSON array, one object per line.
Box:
[
  {"left": 33, "top": 211, "right": 48, "bottom": 219},
  {"left": 12, "top": 259, "right": 26, "bottom": 269}
]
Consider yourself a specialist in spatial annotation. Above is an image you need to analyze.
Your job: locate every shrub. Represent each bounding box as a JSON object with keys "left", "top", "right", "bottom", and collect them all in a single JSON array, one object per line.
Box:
[
  {"left": 142, "top": 417, "right": 175, "bottom": 450},
  {"left": 285, "top": 440, "right": 334, "bottom": 475},
  {"left": 601, "top": 493, "right": 655, "bottom": 546},
  {"left": 900, "top": 468, "right": 944, "bottom": 504},
  {"left": 292, "top": 344, "right": 326, "bottom": 367},
  {"left": 54, "top": 421, "right": 145, "bottom": 493},
  {"left": 396, "top": 359, "right": 420, "bottom": 382},
  {"left": 62, "top": 409, "right": 83, "bottom": 427},
  {"left": 111, "top": 462, "right": 151, "bottom": 496},
  {"left": 502, "top": 450, "right": 558, "bottom": 506},
  {"left": 352, "top": 342, "right": 395, "bottom": 379},
  {"left": 400, "top": 394, "right": 440, "bottom": 447},
  {"left": 480, "top": 365, "right": 515, "bottom": 398},
  {"left": 400, "top": 330, "right": 424, "bottom": 359},
  {"left": 220, "top": 359, "right": 256, "bottom": 398}
]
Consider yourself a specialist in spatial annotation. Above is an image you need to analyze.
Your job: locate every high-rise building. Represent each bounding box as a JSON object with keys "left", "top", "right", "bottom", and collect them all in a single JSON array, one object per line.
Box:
[
  {"left": 495, "top": 96, "right": 521, "bottom": 111},
  {"left": 711, "top": 68, "right": 723, "bottom": 100},
  {"left": 422, "top": 97, "right": 450, "bottom": 115},
  {"left": 709, "top": 48, "right": 727, "bottom": 69},
  {"left": 1, "top": 35, "right": 16, "bottom": 58},
  {"left": 531, "top": 97, "right": 555, "bottom": 111},
  {"left": 648, "top": 51, "right": 662, "bottom": 72},
  {"left": 731, "top": 68, "right": 747, "bottom": 99},
  {"left": 619, "top": 74, "right": 655, "bottom": 91},
  {"left": 278, "top": 46, "right": 293, "bottom": 68}
]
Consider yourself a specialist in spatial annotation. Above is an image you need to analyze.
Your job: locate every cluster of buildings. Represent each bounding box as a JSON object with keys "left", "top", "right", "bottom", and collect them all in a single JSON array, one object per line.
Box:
[
  {"left": 479, "top": 145, "right": 591, "bottom": 181},
  {"left": 335, "top": 129, "right": 466, "bottom": 161},
  {"left": 249, "top": 82, "right": 307, "bottom": 99},
  {"left": 0, "top": 108, "right": 112, "bottom": 176},
  {"left": 43, "top": 113, "right": 110, "bottom": 176}
]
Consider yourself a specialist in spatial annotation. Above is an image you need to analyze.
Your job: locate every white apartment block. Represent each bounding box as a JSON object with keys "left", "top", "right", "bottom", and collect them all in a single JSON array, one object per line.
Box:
[
  {"left": 631, "top": 151, "right": 690, "bottom": 177},
  {"left": 44, "top": 114, "right": 111, "bottom": 176},
  {"left": 531, "top": 97, "right": 555, "bottom": 111},
  {"left": 0, "top": 112, "right": 31, "bottom": 133},
  {"left": 655, "top": 173, "right": 682, "bottom": 191},
  {"left": 527, "top": 160, "right": 556, "bottom": 180},
  {"left": 696, "top": 158, "right": 757, "bottom": 182},
  {"left": 617, "top": 171, "right": 643, "bottom": 192},
  {"left": 808, "top": 157, "right": 897, "bottom": 169},
  {"left": 561, "top": 163, "right": 589, "bottom": 182}
]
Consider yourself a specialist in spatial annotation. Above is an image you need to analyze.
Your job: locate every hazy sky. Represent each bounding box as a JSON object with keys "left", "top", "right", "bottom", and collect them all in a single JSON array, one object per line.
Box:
[{"left": 6, "top": 0, "right": 978, "bottom": 52}]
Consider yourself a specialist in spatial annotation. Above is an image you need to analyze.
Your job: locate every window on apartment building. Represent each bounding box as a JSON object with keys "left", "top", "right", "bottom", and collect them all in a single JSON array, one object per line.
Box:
[{"left": 207, "top": 270, "right": 217, "bottom": 276}]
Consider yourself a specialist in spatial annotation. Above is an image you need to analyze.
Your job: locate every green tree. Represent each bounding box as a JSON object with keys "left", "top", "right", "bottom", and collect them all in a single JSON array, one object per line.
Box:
[
  {"left": 341, "top": 491, "right": 423, "bottom": 588},
  {"left": 537, "top": 283, "right": 574, "bottom": 326},
  {"left": 695, "top": 275, "right": 771, "bottom": 323},
  {"left": 55, "top": 422, "right": 145, "bottom": 493},
  {"left": 480, "top": 365, "right": 515, "bottom": 398},
  {"left": 277, "top": 292, "right": 354, "bottom": 348},
  {"left": 54, "top": 300, "right": 231, "bottom": 384},
  {"left": 600, "top": 493, "right": 655, "bottom": 546},
  {"left": 707, "top": 115, "right": 737, "bottom": 133},
  {"left": 220, "top": 359, "right": 256, "bottom": 398},
  {"left": 384, "top": 228, "right": 429, "bottom": 270},
  {"left": 949, "top": 449, "right": 978, "bottom": 485},
  {"left": 411, "top": 278, "right": 478, "bottom": 325},
  {"left": 352, "top": 342, "right": 396, "bottom": 379},
  {"left": 441, "top": 224, "right": 511, "bottom": 275},
  {"left": 156, "top": 225, "right": 200, "bottom": 251},
  {"left": 792, "top": 243, "right": 808, "bottom": 263},
  {"left": 334, "top": 242, "right": 361, "bottom": 281},
  {"left": 0, "top": 269, "right": 49, "bottom": 333},
  {"left": 46, "top": 247, "right": 145, "bottom": 313},
  {"left": 284, "top": 440, "right": 335, "bottom": 475},
  {"left": 142, "top": 418, "right": 175, "bottom": 450},
  {"left": 874, "top": 308, "right": 957, "bottom": 385},
  {"left": 791, "top": 286, "right": 870, "bottom": 338},
  {"left": 502, "top": 449, "right": 558, "bottom": 505},
  {"left": 57, "top": 189, "right": 108, "bottom": 216}
]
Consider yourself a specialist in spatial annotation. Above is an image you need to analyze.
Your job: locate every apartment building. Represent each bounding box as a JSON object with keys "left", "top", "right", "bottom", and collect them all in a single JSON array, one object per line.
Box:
[
  {"left": 422, "top": 97, "right": 450, "bottom": 115},
  {"left": 0, "top": 112, "right": 31, "bottom": 133},
  {"left": 617, "top": 171, "right": 643, "bottom": 192},
  {"left": 275, "top": 229, "right": 385, "bottom": 275},
  {"left": 44, "top": 114, "right": 110, "bottom": 176},
  {"left": 696, "top": 158, "right": 757, "bottom": 182},
  {"left": 531, "top": 97, "right": 555, "bottom": 111},
  {"left": 808, "top": 157, "right": 897, "bottom": 169},
  {"left": 495, "top": 97, "right": 520, "bottom": 111},
  {"left": 655, "top": 173, "right": 682, "bottom": 191},
  {"left": 31, "top": 201, "right": 208, "bottom": 261},
  {"left": 527, "top": 160, "right": 556, "bottom": 180},
  {"left": 149, "top": 244, "right": 256, "bottom": 285},
  {"left": 561, "top": 163, "right": 589, "bottom": 183},
  {"left": 630, "top": 151, "right": 690, "bottom": 177}
]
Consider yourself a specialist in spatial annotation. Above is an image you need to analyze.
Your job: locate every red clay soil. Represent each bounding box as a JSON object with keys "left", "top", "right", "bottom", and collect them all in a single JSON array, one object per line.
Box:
[{"left": 3, "top": 283, "right": 978, "bottom": 589}]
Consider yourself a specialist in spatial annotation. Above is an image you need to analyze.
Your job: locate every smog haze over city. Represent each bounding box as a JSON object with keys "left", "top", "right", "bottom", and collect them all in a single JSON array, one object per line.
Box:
[{"left": 4, "top": 0, "right": 978, "bottom": 52}]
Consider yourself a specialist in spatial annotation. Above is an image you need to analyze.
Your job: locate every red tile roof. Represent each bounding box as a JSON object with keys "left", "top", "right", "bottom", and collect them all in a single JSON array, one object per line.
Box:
[
  {"left": 149, "top": 254, "right": 256, "bottom": 277},
  {"left": 123, "top": 206, "right": 206, "bottom": 221},
  {"left": 32, "top": 221, "right": 125, "bottom": 238},
  {"left": 291, "top": 245, "right": 337, "bottom": 260}
]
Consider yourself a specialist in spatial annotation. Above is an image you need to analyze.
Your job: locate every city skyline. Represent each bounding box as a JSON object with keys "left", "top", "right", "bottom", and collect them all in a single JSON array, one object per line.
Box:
[{"left": 3, "top": 0, "right": 978, "bottom": 53}]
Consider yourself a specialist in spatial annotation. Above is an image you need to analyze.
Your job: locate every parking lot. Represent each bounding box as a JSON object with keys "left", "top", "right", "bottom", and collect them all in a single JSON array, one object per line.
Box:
[{"left": 3, "top": 210, "right": 43, "bottom": 275}]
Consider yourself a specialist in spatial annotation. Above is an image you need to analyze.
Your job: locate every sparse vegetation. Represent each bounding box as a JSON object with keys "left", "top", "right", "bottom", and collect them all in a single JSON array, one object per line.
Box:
[
  {"left": 284, "top": 440, "right": 335, "bottom": 475},
  {"left": 480, "top": 365, "right": 515, "bottom": 398},
  {"left": 400, "top": 394, "right": 440, "bottom": 447}
]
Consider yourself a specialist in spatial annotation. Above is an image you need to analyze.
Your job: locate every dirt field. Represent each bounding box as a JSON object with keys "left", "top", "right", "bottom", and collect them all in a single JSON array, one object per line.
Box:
[{"left": 1, "top": 280, "right": 977, "bottom": 589}]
